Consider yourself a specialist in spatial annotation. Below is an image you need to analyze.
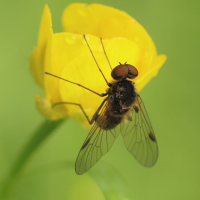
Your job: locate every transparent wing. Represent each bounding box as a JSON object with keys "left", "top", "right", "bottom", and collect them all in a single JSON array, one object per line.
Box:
[
  {"left": 75, "top": 102, "right": 120, "bottom": 175},
  {"left": 121, "top": 94, "right": 158, "bottom": 167}
]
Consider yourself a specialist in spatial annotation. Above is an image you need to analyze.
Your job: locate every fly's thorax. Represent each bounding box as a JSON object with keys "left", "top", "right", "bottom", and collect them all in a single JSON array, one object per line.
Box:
[
  {"left": 108, "top": 79, "right": 137, "bottom": 115},
  {"left": 97, "top": 79, "right": 137, "bottom": 130}
]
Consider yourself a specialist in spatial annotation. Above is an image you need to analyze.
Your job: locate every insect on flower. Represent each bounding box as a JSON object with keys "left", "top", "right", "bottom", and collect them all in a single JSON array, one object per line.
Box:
[{"left": 45, "top": 35, "right": 158, "bottom": 175}]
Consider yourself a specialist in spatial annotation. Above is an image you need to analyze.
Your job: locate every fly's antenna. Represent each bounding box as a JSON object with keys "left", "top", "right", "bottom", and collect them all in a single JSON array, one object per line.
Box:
[
  {"left": 83, "top": 35, "right": 110, "bottom": 86},
  {"left": 125, "top": 54, "right": 135, "bottom": 64},
  {"left": 100, "top": 38, "right": 112, "bottom": 71}
]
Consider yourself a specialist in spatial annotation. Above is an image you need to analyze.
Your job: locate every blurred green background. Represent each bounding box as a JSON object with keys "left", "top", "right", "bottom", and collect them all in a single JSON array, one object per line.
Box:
[{"left": 0, "top": 0, "right": 200, "bottom": 199}]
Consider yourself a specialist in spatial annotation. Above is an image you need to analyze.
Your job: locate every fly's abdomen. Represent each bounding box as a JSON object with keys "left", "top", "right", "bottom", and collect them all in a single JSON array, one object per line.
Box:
[
  {"left": 104, "top": 114, "right": 123, "bottom": 129},
  {"left": 96, "top": 108, "right": 124, "bottom": 130}
]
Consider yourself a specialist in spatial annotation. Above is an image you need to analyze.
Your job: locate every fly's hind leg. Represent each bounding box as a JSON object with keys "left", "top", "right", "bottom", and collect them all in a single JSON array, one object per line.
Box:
[{"left": 53, "top": 98, "right": 108, "bottom": 125}]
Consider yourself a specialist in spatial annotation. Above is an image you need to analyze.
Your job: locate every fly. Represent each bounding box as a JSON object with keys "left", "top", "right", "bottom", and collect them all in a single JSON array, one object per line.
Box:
[{"left": 45, "top": 35, "right": 158, "bottom": 175}]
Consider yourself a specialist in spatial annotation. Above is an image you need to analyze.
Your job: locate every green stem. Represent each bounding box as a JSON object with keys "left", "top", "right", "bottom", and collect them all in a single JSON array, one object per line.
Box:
[{"left": 1, "top": 118, "right": 66, "bottom": 198}]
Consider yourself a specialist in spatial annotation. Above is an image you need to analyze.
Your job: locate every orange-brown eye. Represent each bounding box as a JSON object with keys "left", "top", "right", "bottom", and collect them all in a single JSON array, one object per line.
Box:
[
  {"left": 126, "top": 64, "right": 138, "bottom": 79},
  {"left": 111, "top": 64, "right": 128, "bottom": 80}
]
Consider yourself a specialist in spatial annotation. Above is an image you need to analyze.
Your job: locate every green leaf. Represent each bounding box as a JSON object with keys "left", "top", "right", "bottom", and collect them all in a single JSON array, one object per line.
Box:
[
  {"left": 30, "top": 161, "right": 134, "bottom": 200},
  {"left": 89, "top": 162, "right": 134, "bottom": 200}
]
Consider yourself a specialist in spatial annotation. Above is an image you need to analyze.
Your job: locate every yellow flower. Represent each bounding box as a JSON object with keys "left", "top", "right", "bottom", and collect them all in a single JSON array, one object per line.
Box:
[{"left": 30, "top": 3, "right": 166, "bottom": 124}]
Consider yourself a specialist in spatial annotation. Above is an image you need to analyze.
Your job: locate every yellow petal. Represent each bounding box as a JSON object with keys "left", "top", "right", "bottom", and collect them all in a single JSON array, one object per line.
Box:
[
  {"left": 44, "top": 32, "right": 90, "bottom": 104},
  {"left": 30, "top": 5, "right": 53, "bottom": 89},
  {"left": 62, "top": 3, "right": 132, "bottom": 35},
  {"left": 36, "top": 94, "right": 67, "bottom": 120},
  {"left": 59, "top": 35, "right": 140, "bottom": 123},
  {"left": 62, "top": 3, "right": 156, "bottom": 71},
  {"left": 31, "top": 4, "right": 167, "bottom": 122},
  {"left": 135, "top": 54, "right": 167, "bottom": 92}
]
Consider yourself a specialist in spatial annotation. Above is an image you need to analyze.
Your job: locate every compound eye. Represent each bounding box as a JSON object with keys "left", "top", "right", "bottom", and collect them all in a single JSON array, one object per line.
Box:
[
  {"left": 126, "top": 64, "right": 138, "bottom": 79},
  {"left": 111, "top": 64, "right": 128, "bottom": 80}
]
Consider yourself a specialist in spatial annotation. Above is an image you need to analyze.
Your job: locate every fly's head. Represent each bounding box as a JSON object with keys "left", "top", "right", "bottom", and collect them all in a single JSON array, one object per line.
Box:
[{"left": 111, "top": 63, "right": 138, "bottom": 80}]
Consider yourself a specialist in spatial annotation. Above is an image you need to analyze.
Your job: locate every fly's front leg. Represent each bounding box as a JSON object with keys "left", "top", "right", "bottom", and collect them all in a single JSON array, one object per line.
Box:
[
  {"left": 90, "top": 98, "right": 108, "bottom": 124},
  {"left": 53, "top": 98, "right": 108, "bottom": 125}
]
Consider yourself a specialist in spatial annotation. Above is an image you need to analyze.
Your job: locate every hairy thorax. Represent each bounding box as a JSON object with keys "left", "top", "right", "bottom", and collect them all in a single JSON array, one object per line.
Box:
[{"left": 99, "top": 79, "right": 137, "bottom": 130}]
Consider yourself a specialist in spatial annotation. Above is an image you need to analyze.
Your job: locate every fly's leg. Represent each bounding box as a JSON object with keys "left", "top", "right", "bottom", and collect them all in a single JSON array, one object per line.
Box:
[
  {"left": 45, "top": 72, "right": 109, "bottom": 97},
  {"left": 53, "top": 98, "right": 108, "bottom": 125},
  {"left": 90, "top": 98, "right": 108, "bottom": 124}
]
